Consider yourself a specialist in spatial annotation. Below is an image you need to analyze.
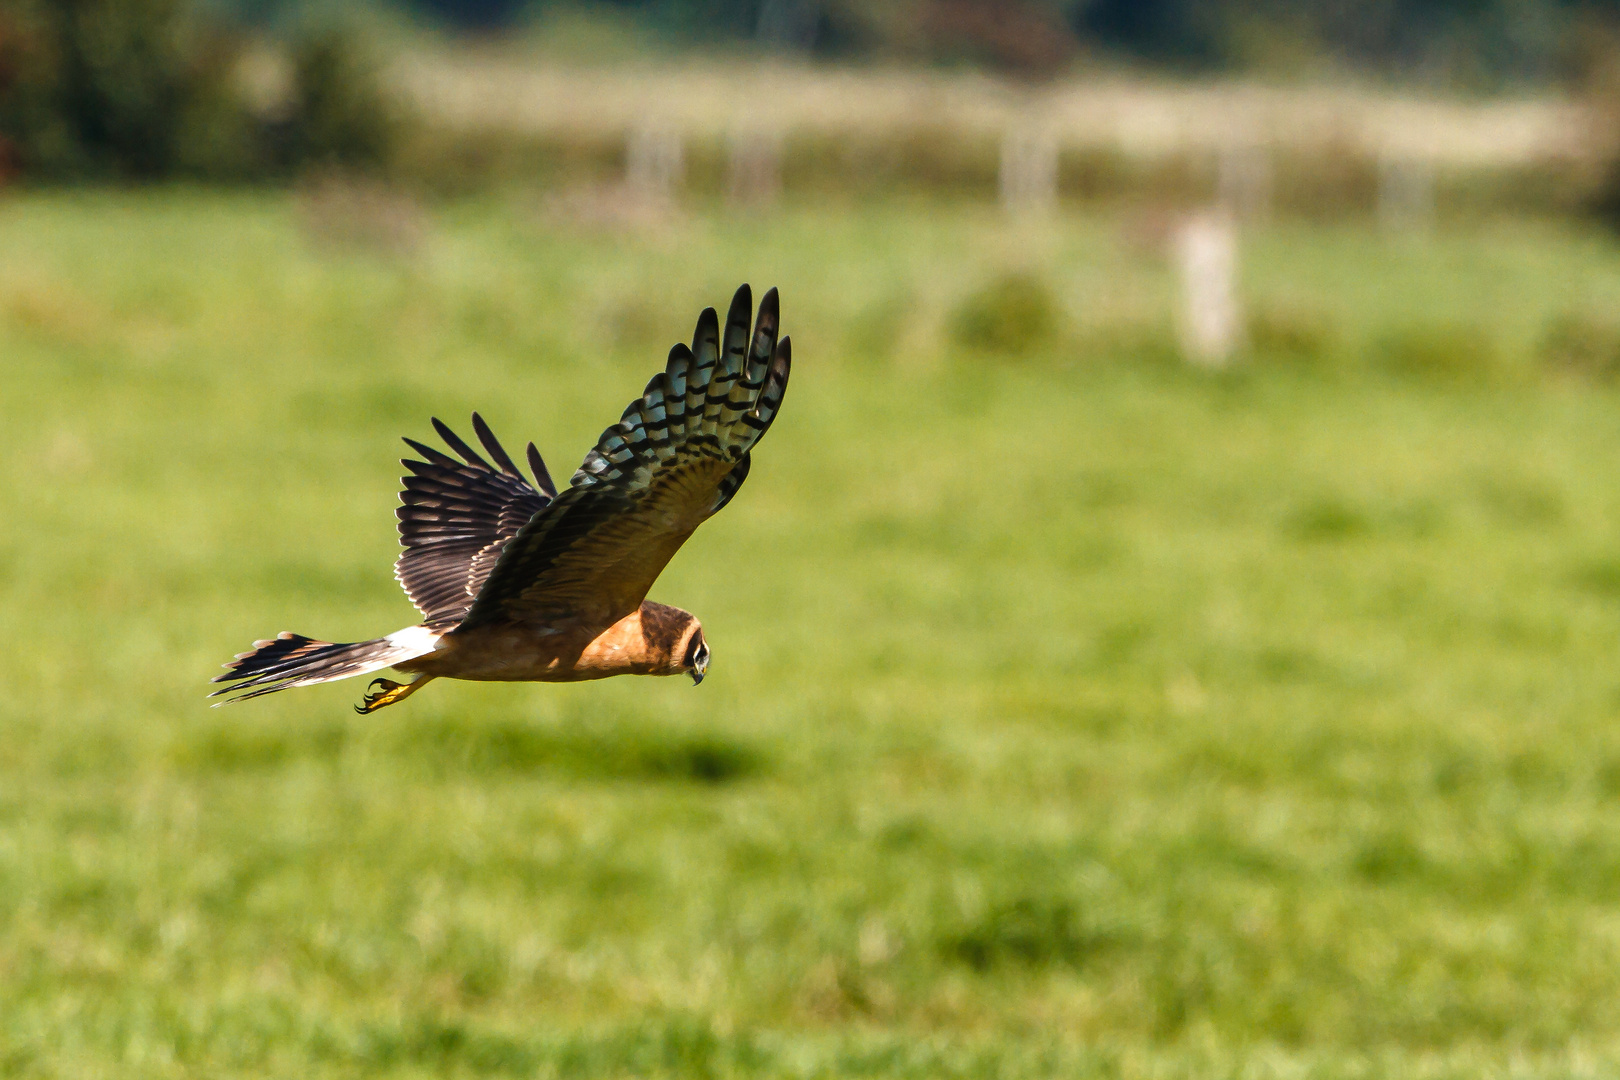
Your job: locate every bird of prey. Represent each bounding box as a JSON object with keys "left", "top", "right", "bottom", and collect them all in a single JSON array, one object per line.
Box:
[{"left": 211, "top": 285, "right": 790, "bottom": 713}]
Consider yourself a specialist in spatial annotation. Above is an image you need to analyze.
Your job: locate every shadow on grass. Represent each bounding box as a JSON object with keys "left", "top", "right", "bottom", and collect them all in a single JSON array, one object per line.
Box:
[
  {"left": 396, "top": 715, "right": 765, "bottom": 784},
  {"left": 175, "top": 714, "right": 765, "bottom": 785}
]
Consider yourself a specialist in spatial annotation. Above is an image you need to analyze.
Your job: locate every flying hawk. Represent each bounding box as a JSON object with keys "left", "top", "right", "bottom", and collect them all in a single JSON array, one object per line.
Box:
[{"left": 212, "top": 285, "right": 791, "bottom": 713}]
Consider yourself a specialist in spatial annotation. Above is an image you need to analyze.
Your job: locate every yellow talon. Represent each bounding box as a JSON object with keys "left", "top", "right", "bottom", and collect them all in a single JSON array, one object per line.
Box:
[{"left": 355, "top": 675, "right": 433, "bottom": 714}]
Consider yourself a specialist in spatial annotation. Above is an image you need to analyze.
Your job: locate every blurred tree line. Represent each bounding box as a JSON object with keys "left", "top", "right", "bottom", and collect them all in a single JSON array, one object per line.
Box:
[
  {"left": 7, "top": 0, "right": 1620, "bottom": 186},
  {"left": 237, "top": 0, "right": 1620, "bottom": 85},
  {"left": 0, "top": 0, "right": 394, "bottom": 180}
]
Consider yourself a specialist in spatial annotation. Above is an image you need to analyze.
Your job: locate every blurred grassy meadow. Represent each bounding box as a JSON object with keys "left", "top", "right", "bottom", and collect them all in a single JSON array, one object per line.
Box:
[{"left": 10, "top": 187, "right": 1620, "bottom": 1077}]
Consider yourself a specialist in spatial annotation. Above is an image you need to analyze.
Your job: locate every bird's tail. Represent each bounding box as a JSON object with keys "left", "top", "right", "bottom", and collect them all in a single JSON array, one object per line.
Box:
[{"left": 209, "top": 626, "right": 440, "bottom": 705}]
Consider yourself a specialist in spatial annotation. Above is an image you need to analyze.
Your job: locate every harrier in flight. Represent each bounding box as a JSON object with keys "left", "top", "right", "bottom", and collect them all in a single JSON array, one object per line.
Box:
[{"left": 212, "top": 285, "right": 790, "bottom": 712}]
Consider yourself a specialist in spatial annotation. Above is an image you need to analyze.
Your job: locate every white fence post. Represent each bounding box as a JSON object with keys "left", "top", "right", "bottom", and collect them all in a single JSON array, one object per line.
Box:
[
  {"left": 999, "top": 125, "right": 1058, "bottom": 215},
  {"left": 1175, "top": 211, "right": 1242, "bottom": 368},
  {"left": 626, "top": 121, "right": 684, "bottom": 202}
]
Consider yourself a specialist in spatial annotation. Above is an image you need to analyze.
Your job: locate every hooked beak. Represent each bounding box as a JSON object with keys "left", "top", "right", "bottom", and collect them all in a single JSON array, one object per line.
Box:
[{"left": 689, "top": 638, "right": 709, "bottom": 685}]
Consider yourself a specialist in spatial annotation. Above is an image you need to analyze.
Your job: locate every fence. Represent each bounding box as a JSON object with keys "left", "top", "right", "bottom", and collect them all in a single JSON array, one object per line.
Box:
[{"left": 393, "top": 56, "right": 1597, "bottom": 218}]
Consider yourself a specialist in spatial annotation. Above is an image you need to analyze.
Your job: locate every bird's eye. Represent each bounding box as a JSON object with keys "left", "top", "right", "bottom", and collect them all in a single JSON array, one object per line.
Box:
[{"left": 684, "top": 634, "right": 707, "bottom": 669}]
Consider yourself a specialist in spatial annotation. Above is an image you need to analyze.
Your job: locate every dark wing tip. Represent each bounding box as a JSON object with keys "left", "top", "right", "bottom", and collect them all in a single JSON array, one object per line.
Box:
[
  {"left": 764, "top": 336, "right": 791, "bottom": 405},
  {"left": 471, "top": 412, "right": 524, "bottom": 480},
  {"left": 402, "top": 436, "right": 459, "bottom": 468},
  {"left": 725, "top": 286, "right": 753, "bottom": 345},
  {"left": 431, "top": 417, "right": 490, "bottom": 470},
  {"left": 692, "top": 307, "right": 720, "bottom": 352},
  {"left": 526, "top": 442, "right": 557, "bottom": 498},
  {"left": 756, "top": 286, "right": 779, "bottom": 331}
]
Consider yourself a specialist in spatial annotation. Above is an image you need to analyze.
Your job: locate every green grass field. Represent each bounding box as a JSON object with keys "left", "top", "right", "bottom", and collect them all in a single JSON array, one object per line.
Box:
[{"left": 8, "top": 190, "right": 1620, "bottom": 1077}]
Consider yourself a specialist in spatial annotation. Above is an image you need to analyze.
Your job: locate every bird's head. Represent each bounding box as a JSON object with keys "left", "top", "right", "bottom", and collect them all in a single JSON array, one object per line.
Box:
[
  {"left": 637, "top": 601, "right": 709, "bottom": 684},
  {"left": 684, "top": 629, "right": 710, "bottom": 686}
]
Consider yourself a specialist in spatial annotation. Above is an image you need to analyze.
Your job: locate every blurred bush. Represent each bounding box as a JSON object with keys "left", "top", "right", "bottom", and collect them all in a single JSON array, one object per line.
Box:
[
  {"left": 1586, "top": 133, "right": 1620, "bottom": 233},
  {"left": 1248, "top": 304, "right": 1337, "bottom": 364},
  {"left": 0, "top": 0, "right": 399, "bottom": 181},
  {"left": 410, "top": 0, "right": 1620, "bottom": 87},
  {"left": 948, "top": 271, "right": 1061, "bottom": 355},
  {"left": 0, "top": 0, "right": 250, "bottom": 178},
  {"left": 264, "top": 25, "right": 399, "bottom": 174},
  {"left": 1569, "top": 27, "right": 1620, "bottom": 231},
  {"left": 1539, "top": 311, "right": 1620, "bottom": 382},
  {"left": 1372, "top": 322, "right": 1498, "bottom": 381}
]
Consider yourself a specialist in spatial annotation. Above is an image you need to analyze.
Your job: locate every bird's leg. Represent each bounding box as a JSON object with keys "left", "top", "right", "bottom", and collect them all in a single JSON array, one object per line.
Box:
[{"left": 356, "top": 674, "right": 435, "bottom": 714}]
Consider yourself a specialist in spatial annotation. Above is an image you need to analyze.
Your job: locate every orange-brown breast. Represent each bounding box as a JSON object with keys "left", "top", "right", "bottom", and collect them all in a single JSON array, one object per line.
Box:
[{"left": 401, "top": 601, "right": 696, "bottom": 683}]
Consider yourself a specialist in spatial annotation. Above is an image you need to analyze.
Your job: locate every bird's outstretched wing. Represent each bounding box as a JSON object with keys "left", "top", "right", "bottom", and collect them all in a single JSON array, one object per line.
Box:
[
  {"left": 394, "top": 413, "right": 558, "bottom": 626},
  {"left": 453, "top": 284, "right": 790, "bottom": 633}
]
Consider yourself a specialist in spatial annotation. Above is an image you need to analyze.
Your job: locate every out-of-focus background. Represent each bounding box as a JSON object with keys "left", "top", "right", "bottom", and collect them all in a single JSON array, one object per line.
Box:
[{"left": 9, "top": 2, "right": 1620, "bottom": 1077}]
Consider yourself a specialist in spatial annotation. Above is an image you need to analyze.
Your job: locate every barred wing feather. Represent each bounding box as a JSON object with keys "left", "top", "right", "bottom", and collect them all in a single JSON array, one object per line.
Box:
[
  {"left": 455, "top": 285, "right": 790, "bottom": 632},
  {"left": 395, "top": 413, "right": 557, "bottom": 626}
]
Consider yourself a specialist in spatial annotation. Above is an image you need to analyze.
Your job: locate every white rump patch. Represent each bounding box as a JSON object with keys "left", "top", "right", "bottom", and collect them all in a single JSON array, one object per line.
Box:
[{"left": 386, "top": 625, "right": 441, "bottom": 658}]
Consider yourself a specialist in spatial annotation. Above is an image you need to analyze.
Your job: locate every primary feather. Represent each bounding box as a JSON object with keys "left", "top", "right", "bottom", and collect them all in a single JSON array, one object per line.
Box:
[{"left": 394, "top": 414, "right": 553, "bottom": 626}]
